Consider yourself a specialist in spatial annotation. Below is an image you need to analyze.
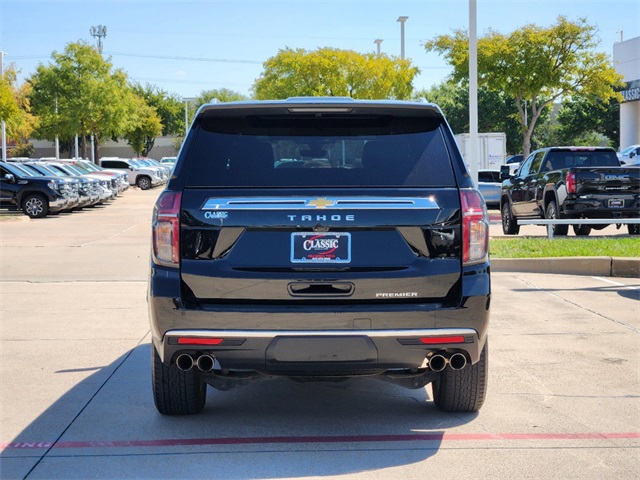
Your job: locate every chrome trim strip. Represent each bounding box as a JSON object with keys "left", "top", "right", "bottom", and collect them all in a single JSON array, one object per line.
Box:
[
  {"left": 202, "top": 197, "right": 440, "bottom": 211},
  {"left": 164, "top": 328, "right": 477, "bottom": 340}
]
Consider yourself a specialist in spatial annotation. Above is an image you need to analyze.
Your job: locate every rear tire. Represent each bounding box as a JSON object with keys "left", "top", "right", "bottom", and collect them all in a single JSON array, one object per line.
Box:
[
  {"left": 545, "top": 200, "right": 568, "bottom": 236},
  {"left": 432, "top": 340, "right": 488, "bottom": 412},
  {"left": 572, "top": 224, "right": 592, "bottom": 236},
  {"left": 152, "top": 346, "right": 207, "bottom": 415},
  {"left": 501, "top": 201, "right": 520, "bottom": 235},
  {"left": 629, "top": 224, "right": 640, "bottom": 235}
]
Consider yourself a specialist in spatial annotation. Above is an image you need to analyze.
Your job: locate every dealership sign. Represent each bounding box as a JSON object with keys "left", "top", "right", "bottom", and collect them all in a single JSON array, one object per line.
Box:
[{"left": 620, "top": 79, "right": 640, "bottom": 103}]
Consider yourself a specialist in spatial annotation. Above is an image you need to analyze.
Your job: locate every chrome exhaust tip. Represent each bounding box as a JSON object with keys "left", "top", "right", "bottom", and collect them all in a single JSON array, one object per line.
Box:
[
  {"left": 196, "top": 354, "right": 215, "bottom": 372},
  {"left": 428, "top": 354, "right": 447, "bottom": 372},
  {"left": 176, "top": 353, "right": 194, "bottom": 371},
  {"left": 449, "top": 353, "right": 467, "bottom": 370}
]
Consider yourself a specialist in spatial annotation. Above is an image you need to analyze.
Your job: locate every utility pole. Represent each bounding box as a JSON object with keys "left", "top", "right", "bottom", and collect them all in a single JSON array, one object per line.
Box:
[
  {"left": 468, "top": 0, "right": 479, "bottom": 187},
  {"left": 90, "top": 25, "right": 107, "bottom": 54},
  {"left": 1, "top": 51, "right": 7, "bottom": 162},
  {"left": 374, "top": 39, "right": 383, "bottom": 55},
  {"left": 397, "top": 16, "right": 408, "bottom": 59}
]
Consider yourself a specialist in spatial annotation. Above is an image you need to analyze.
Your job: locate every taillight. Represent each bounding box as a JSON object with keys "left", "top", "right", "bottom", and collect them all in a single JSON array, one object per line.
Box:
[
  {"left": 460, "top": 189, "right": 489, "bottom": 266},
  {"left": 152, "top": 191, "right": 181, "bottom": 267},
  {"left": 566, "top": 171, "right": 576, "bottom": 194}
]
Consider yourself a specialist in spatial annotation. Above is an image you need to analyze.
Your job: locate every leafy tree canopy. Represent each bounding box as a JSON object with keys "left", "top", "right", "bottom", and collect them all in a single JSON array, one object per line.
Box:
[
  {"left": 253, "top": 47, "right": 419, "bottom": 100},
  {"left": 194, "top": 88, "right": 248, "bottom": 109},
  {"left": 416, "top": 81, "right": 526, "bottom": 154},
  {"left": 425, "top": 16, "right": 623, "bottom": 156},
  {"left": 1, "top": 67, "right": 38, "bottom": 144},
  {"left": 0, "top": 68, "right": 20, "bottom": 122},
  {"left": 28, "top": 41, "right": 137, "bottom": 156},
  {"left": 132, "top": 83, "right": 184, "bottom": 136}
]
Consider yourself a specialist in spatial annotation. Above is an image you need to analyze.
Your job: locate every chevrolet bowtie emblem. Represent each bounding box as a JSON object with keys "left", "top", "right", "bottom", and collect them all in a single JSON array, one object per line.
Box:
[{"left": 307, "top": 198, "right": 335, "bottom": 209}]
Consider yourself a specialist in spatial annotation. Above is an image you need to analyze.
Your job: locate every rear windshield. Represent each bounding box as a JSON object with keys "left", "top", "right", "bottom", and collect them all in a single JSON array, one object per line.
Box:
[
  {"left": 184, "top": 113, "right": 456, "bottom": 188},
  {"left": 545, "top": 150, "right": 620, "bottom": 170}
]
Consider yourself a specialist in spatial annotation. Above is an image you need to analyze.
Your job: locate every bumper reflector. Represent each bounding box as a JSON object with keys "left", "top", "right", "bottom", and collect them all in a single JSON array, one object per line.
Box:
[
  {"left": 419, "top": 336, "right": 466, "bottom": 345},
  {"left": 177, "top": 338, "right": 224, "bottom": 345}
]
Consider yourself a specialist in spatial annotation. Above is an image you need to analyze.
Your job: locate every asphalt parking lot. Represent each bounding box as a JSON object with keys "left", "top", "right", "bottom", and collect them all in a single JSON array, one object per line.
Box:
[{"left": 1, "top": 189, "right": 639, "bottom": 479}]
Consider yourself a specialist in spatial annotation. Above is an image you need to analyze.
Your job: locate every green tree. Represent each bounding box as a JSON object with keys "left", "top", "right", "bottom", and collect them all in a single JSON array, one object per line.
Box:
[
  {"left": 0, "top": 69, "right": 20, "bottom": 123},
  {"left": 425, "top": 16, "right": 623, "bottom": 157},
  {"left": 1, "top": 67, "right": 38, "bottom": 151},
  {"left": 29, "top": 41, "right": 136, "bottom": 159},
  {"left": 130, "top": 83, "right": 183, "bottom": 153},
  {"left": 123, "top": 95, "right": 163, "bottom": 156},
  {"left": 253, "top": 47, "right": 418, "bottom": 100},
  {"left": 194, "top": 88, "right": 248, "bottom": 109},
  {"left": 556, "top": 96, "right": 619, "bottom": 148},
  {"left": 133, "top": 83, "right": 184, "bottom": 135},
  {"left": 416, "top": 81, "right": 525, "bottom": 154}
]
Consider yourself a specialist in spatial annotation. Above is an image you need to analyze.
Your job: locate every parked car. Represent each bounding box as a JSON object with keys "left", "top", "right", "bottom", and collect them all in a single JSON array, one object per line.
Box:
[
  {"left": 42, "top": 162, "right": 115, "bottom": 203},
  {"left": 500, "top": 146, "right": 640, "bottom": 236},
  {"left": 16, "top": 163, "right": 82, "bottom": 211},
  {"left": 0, "top": 161, "right": 70, "bottom": 218},
  {"left": 617, "top": 145, "right": 640, "bottom": 165},
  {"left": 148, "top": 97, "right": 491, "bottom": 416},
  {"left": 56, "top": 159, "right": 130, "bottom": 194},
  {"left": 477, "top": 169, "right": 501, "bottom": 208},
  {"left": 160, "top": 156, "right": 177, "bottom": 168},
  {"left": 131, "top": 158, "right": 171, "bottom": 180},
  {"left": 98, "top": 157, "right": 165, "bottom": 190}
]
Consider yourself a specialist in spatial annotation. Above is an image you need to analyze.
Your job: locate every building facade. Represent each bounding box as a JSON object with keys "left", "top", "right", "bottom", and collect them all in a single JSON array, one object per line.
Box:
[{"left": 614, "top": 36, "right": 640, "bottom": 149}]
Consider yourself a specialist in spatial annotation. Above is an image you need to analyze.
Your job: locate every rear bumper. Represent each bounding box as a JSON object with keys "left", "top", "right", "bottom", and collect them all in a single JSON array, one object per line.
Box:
[
  {"left": 155, "top": 327, "right": 484, "bottom": 374},
  {"left": 563, "top": 195, "right": 640, "bottom": 218}
]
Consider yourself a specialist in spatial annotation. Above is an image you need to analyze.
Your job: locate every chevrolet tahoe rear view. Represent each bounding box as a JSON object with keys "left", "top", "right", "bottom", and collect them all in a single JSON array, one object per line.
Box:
[{"left": 148, "top": 98, "right": 490, "bottom": 415}]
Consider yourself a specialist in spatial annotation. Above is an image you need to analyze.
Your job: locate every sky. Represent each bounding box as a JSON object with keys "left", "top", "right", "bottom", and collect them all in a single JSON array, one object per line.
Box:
[{"left": 1, "top": 0, "right": 638, "bottom": 100}]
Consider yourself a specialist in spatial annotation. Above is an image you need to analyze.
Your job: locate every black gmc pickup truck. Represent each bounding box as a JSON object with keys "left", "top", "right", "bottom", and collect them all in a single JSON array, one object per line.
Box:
[
  {"left": 0, "top": 161, "right": 70, "bottom": 218},
  {"left": 148, "top": 98, "right": 491, "bottom": 415},
  {"left": 500, "top": 147, "right": 640, "bottom": 236}
]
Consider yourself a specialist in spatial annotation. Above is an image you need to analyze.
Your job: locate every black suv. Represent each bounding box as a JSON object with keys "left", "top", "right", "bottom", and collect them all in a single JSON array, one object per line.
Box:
[
  {"left": 0, "top": 161, "right": 70, "bottom": 218},
  {"left": 148, "top": 98, "right": 490, "bottom": 415}
]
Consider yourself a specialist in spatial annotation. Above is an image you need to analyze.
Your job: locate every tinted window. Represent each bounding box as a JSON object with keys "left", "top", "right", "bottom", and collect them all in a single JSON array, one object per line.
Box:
[
  {"left": 478, "top": 171, "right": 500, "bottom": 183},
  {"left": 102, "top": 161, "right": 128, "bottom": 169},
  {"left": 184, "top": 114, "right": 456, "bottom": 188},
  {"left": 545, "top": 151, "right": 620, "bottom": 169}
]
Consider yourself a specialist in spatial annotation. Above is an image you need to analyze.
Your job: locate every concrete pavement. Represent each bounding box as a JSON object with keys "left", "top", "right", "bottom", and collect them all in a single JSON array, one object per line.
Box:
[{"left": 1, "top": 188, "right": 638, "bottom": 479}]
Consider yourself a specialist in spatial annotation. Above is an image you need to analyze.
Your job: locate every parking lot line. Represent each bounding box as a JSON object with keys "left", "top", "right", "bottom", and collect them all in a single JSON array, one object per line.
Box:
[
  {"left": 591, "top": 276, "right": 640, "bottom": 290},
  {"left": 3, "top": 432, "right": 639, "bottom": 450}
]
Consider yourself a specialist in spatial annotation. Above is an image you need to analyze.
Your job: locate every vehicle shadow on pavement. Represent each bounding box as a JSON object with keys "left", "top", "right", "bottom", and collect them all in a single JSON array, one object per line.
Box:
[
  {"left": 512, "top": 284, "right": 640, "bottom": 301},
  {"left": 1, "top": 344, "right": 479, "bottom": 479}
]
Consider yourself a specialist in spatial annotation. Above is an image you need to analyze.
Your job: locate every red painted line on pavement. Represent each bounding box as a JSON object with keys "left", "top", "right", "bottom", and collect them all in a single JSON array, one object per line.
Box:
[{"left": 2, "top": 432, "right": 640, "bottom": 450}]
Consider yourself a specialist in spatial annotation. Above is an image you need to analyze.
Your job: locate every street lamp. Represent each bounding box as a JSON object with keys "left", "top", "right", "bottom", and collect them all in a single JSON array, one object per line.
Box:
[
  {"left": 183, "top": 98, "right": 195, "bottom": 136},
  {"left": 397, "top": 16, "right": 409, "bottom": 59},
  {"left": 374, "top": 39, "right": 383, "bottom": 55}
]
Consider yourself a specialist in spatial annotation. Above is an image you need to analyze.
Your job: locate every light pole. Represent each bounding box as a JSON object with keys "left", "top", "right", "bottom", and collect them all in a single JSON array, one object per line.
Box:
[
  {"left": 374, "top": 39, "right": 383, "bottom": 55},
  {"left": 397, "top": 16, "right": 409, "bottom": 59},
  {"left": 90, "top": 25, "right": 107, "bottom": 54},
  {"left": 183, "top": 98, "right": 195, "bottom": 136},
  {"left": 1, "top": 51, "right": 6, "bottom": 162},
  {"left": 468, "top": 0, "right": 479, "bottom": 186}
]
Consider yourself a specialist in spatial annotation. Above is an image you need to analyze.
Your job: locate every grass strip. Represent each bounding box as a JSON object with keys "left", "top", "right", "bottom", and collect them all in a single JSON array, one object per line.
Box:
[{"left": 490, "top": 237, "right": 640, "bottom": 258}]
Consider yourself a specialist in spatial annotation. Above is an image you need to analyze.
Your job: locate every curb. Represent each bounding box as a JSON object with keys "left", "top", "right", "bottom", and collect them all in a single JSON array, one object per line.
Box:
[{"left": 491, "top": 256, "right": 640, "bottom": 278}]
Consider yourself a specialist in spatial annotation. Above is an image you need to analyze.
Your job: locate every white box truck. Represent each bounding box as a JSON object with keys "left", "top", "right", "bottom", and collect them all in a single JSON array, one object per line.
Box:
[{"left": 454, "top": 133, "right": 506, "bottom": 170}]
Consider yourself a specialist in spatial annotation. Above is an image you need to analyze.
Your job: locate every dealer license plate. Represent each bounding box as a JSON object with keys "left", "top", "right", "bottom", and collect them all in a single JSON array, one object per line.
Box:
[{"left": 291, "top": 232, "right": 351, "bottom": 263}]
